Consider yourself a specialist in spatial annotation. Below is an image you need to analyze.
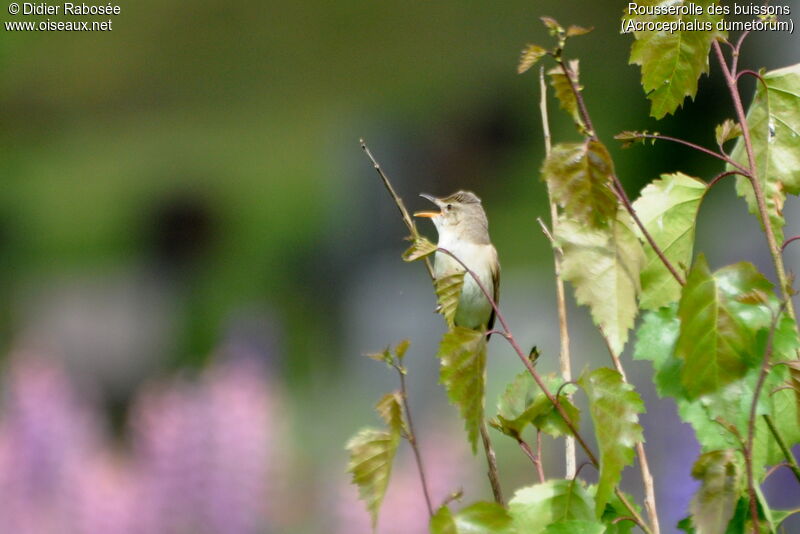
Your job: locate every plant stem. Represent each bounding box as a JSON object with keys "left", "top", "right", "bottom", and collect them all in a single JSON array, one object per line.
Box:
[
  {"left": 604, "top": 335, "right": 660, "bottom": 534},
  {"left": 712, "top": 42, "right": 796, "bottom": 320},
  {"left": 763, "top": 414, "right": 800, "bottom": 484},
  {"left": 555, "top": 59, "right": 684, "bottom": 288},
  {"left": 744, "top": 307, "right": 783, "bottom": 533},
  {"left": 480, "top": 420, "right": 505, "bottom": 505},
  {"left": 627, "top": 133, "right": 749, "bottom": 174},
  {"left": 517, "top": 435, "right": 546, "bottom": 483},
  {"left": 436, "top": 246, "right": 653, "bottom": 534},
  {"left": 397, "top": 368, "right": 434, "bottom": 516},
  {"left": 540, "top": 66, "right": 577, "bottom": 479}
]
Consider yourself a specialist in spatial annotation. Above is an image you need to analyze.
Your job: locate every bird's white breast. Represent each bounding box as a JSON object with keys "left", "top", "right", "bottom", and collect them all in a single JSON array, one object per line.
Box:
[{"left": 434, "top": 234, "right": 495, "bottom": 330}]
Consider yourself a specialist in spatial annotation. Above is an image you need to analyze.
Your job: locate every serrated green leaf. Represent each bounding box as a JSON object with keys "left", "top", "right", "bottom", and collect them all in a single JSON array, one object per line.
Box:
[
  {"left": 542, "top": 140, "right": 618, "bottom": 229},
  {"left": 715, "top": 119, "right": 742, "bottom": 147},
  {"left": 689, "top": 450, "right": 742, "bottom": 534},
  {"left": 540, "top": 16, "right": 564, "bottom": 34},
  {"left": 375, "top": 391, "right": 407, "bottom": 436},
  {"left": 435, "top": 272, "right": 466, "bottom": 329},
  {"left": 543, "top": 520, "right": 605, "bottom": 534},
  {"left": 623, "top": 0, "right": 726, "bottom": 119},
  {"left": 676, "top": 257, "right": 773, "bottom": 397},
  {"left": 493, "top": 372, "right": 579, "bottom": 439},
  {"left": 518, "top": 44, "right": 548, "bottom": 74},
  {"left": 437, "top": 327, "right": 487, "bottom": 452},
  {"left": 366, "top": 346, "right": 393, "bottom": 365},
  {"left": 403, "top": 237, "right": 437, "bottom": 262},
  {"left": 547, "top": 60, "right": 584, "bottom": 129},
  {"left": 632, "top": 173, "right": 706, "bottom": 309},
  {"left": 731, "top": 63, "right": 800, "bottom": 245},
  {"left": 557, "top": 210, "right": 645, "bottom": 355},
  {"left": 345, "top": 427, "right": 400, "bottom": 528},
  {"left": 579, "top": 368, "right": 645, "bottom": 517},
  {"left": 509, "top": 479, "right": 595, "bottom": 533}
]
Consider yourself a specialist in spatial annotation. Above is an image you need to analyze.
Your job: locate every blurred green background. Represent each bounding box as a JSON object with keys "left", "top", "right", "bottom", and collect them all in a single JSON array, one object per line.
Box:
[{"left": 1, "top": 1, "right": 799, "bottom": 532}]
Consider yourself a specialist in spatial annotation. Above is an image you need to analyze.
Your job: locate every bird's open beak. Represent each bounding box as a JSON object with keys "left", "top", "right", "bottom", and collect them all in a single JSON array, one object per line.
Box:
[{"left": 414, "top": 193, "right": 441, "bottom": 218}]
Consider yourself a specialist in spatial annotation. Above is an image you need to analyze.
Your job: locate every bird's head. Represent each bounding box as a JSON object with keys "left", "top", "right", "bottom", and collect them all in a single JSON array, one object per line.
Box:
[{"left": 414, "top": 190, "right": 489, "bottom": 243}]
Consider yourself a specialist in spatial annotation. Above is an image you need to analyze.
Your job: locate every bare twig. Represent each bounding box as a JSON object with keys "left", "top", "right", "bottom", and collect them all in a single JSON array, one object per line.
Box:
[
  {"left": 626, "top": 132, "right": 750, "bottom": 174},
  {"left": 436, "top": 246, "right": 653, "bottom": 534},
  {"left": 397, "top": 366, "right": 434, "bottom": 516},
  {"left": 480, "top": 421, "right": 505, "bottom": 505},
  {"left": 517, "top": 434, "right": 546, "bottom": 483},
  {"left": 361, "top": 139, "right": 435, "bottom": 280},
  {"left": 707, "top": 170, "right": 744, "bottom": 189},
  {"left": 782, "top": 236, "right": 800, "bottom": 252},
  {"left": 540, "top": 66, "right": 576, "bottom": 479}
]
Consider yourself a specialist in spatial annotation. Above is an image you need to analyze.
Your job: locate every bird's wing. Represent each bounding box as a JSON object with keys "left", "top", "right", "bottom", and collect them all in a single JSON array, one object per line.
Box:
[{"left": 487, "top": 246, "right": 500, "bottom": 334}]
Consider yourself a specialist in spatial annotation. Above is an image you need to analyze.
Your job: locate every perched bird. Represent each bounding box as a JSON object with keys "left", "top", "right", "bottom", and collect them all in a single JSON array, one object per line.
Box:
[{"left": 414, "top": 191, "right": 499, "bottom": 332}]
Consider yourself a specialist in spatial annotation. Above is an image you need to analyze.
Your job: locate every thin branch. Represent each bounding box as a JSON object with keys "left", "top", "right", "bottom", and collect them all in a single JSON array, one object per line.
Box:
[
  {"left": 712, "top": 41, "right": 796, "bottom": 320},
  {"left": 436, "top": 246, "right": 653, "bottom": 534},
  {"left": 602, "top": 334, "right": 660, "bottom": 534},
  {"left": 745, "top": 306, "right": 784, "bottom": 533},
  {"left": 397, "top": 367, "right": 434, "bottom": 516},
  {"left": 480, "top": 421, "right": 505, "bottom": 505},
  {"left": 540, "top": 65, "right": 576, "bottom": 479},
  {"left": 517, "top": 434, "right": 546, "bottom": 483},
  {"left": 763, "top": 414, "right": 800, "bottom": 484},
  {"left": 782, "top": 236, "right": 800, "bottom": 252},
  {"left": 361, "top": 139, "right": 435, "bottom": 280},
  {"left": 627, "top": 132, "right": 750, "bottom": 174},
  {"left": 707, "top": 170, "right": 744, "bottom": 189}
]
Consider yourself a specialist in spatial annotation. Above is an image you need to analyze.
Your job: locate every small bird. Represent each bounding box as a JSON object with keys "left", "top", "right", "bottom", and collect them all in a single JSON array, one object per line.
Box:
[{"left": 414, "top": 191, "right": 500, "bottom": 333}]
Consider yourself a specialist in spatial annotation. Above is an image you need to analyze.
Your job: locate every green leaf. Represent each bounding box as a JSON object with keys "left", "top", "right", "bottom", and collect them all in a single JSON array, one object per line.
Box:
[
  {"left": 579, "top": 368, "right": 645, "bottom": 517},
  {"left": 431, "top": 502, "right": 515, "bottom": 534},
  {"left": 632, "top": 173, "right": 706, "bottom": 309},
  {"left": 375, "top": 391, "right": 407, "bottom": 436},
  {"left": 437, "top": 327, "right": 487, "bottom": 452},
  {"left": 508, "top": 479, "right": 594, "bottom": 533},
  {"left": 676, "top": 257, "right": 773, "bottom": 397},
  {"left": 633, "top": 304, "right": 685, "bottom": 398},
  {"left": 557, "top": 210, "right": 645, "bottom": 355},
  {"left": 623, "top": 0, "right": 726, "bottom": 118},
  {"left": 542, "top": 520, "right": 606, "bottom": 534},
  {"left": 431, "top": 506, "right": 458, "bottom": 534},
  {"left": 435, "top": 272, "right": 466, "bottom": 329},
  {"left": 566, "top": 25, "right": 593, "bottom": 37},
  {"left": 715, "top": 119, "right": 742, "bottom": 147},
  {"left": 403, "top": 237, "right": 437, "bottom": 262},
  {"left": 540, "top": 16, "right": 564, "bottom": 35},
  {"left": 599, "top": 489, "right": 640, "bottom": 534},
  {"left": 731, "top": 63, "right": 800, "bottom": 245},
  {"left": 518, "top": 44, "right": 548, "bottom": 74},
  {"left": 345, "top": 427, "right": 400, "bottom": 528},
  {"left": 547, "top": 60, "right": 584, "bottom": 129},
  {"left": 394, "top": 339, "right": 411, "bottom": 362},
  {"left": 689, "top": 450, "right": 742, "bottom": 534},
  {"left": 542, "top": 140, "right": 618, "bottom": 229},
  {"left": 492, "top": 372, "right": 579, "bottom": 439}
]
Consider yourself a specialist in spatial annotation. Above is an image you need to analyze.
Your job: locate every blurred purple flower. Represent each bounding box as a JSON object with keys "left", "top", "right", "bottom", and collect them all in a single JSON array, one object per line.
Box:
[{"left": 0, "top": 353, "right": 287, "bottom": 534}]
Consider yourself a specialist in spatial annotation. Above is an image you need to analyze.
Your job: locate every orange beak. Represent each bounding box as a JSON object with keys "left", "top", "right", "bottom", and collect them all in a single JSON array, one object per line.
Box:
[
  {"left": 413, "top": 211, "right": 439, "bottom": 218},
  {"left": 414, "top": 193, "right": 441, "bottom": 218}
]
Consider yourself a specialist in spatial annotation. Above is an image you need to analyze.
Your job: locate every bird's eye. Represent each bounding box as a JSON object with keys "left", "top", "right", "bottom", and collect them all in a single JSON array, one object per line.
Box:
[{"left": 446, "top": 204, "right": 453, "bottom": 211}]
